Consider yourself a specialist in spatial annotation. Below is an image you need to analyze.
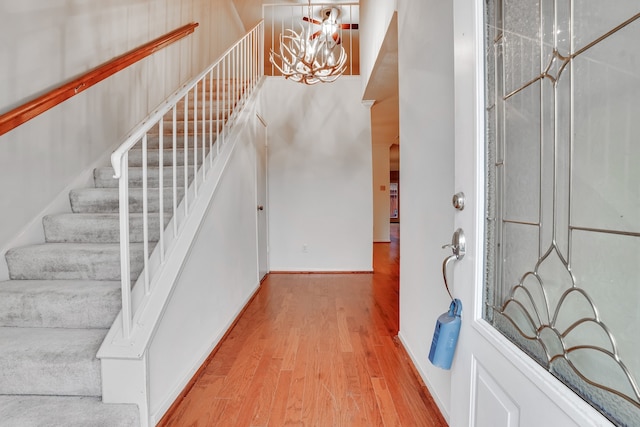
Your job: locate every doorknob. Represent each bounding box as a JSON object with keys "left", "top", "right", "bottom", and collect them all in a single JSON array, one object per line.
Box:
[{"left": 257, "top": 205, "right": 264, "bottom": 211}]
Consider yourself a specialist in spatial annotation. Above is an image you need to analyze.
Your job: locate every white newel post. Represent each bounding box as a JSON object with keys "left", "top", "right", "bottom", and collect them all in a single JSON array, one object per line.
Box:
[{"left": 101, "top": 354, "right": 150, "bottom": 427}]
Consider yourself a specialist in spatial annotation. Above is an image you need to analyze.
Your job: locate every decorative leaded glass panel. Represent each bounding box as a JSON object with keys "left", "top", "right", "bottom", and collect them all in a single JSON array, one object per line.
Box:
[{"left": 483, "top": 1, "right": 640, "bottom": 425}]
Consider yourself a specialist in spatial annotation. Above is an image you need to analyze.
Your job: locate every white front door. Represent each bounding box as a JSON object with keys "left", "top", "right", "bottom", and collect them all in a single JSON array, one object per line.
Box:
[{"left": 448, "top": 1, "right": 638, "bottom": 426}]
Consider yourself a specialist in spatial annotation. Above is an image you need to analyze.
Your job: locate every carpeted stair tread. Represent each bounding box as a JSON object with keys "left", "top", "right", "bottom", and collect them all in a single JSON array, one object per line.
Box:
[
  {"left": 0, "top": 280, "right": 120, "bottom": 329},
  {"left": 93, "top": 166, "right": 194, "bottom": 188},
  {"left": 5, "top": 243, "right": 144, "bottom": 281},
  {"left": 0, "top": 395, "right": 139, "bottom": 427},
  {"left": 0, "top": 327, "right": 105, "bottom": 396},
  {"left": 44, "top": 213, "right": 163, "bottom": 243},
  {"left": 69, "top": 187, "right": 184, "bottom": 214}
]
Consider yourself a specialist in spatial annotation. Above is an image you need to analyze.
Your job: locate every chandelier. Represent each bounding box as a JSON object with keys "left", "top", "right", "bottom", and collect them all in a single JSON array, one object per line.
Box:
[{"left": 269, "top": 2, "right": 348, "bottom": 85}]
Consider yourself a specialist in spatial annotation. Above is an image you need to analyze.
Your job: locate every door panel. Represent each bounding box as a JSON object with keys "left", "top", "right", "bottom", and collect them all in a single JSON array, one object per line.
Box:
[{"left": 473, "top": 360, "right": 519, "bottom": 427}]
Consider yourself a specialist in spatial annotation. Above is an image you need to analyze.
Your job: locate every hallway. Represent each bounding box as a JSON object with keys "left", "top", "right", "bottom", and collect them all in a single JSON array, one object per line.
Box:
[{"left": 160, "top": 224, "right": 446, "bottom": 426}]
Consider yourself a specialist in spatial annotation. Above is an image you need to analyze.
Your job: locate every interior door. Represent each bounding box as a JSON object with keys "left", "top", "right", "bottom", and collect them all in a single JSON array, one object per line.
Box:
[
  {"left": 256, "top": 113, "right": 269, "bottom": 281},
  {"left": 448, "top": 0, "right": 634, "bottom": 426}
]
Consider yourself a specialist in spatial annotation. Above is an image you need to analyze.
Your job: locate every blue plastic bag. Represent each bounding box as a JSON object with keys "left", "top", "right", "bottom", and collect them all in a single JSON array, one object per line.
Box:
[{"left": 428, "top": 298, "right": 462, "bottom": 370}]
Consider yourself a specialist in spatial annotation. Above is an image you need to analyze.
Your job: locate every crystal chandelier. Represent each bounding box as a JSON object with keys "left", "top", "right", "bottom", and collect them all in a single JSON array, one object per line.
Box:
[{"left": 269, "top": 2, "right": 348, "bottom": 85}]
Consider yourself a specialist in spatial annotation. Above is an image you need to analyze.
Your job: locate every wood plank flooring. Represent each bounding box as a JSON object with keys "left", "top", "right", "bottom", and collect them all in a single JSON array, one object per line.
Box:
[{"left": 159, "top": 224, "right": 447, "bottom": 426}]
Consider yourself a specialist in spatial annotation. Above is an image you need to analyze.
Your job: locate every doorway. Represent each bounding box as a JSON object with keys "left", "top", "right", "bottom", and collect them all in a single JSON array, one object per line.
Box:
[
  {"left": 256, "top": 113, "right": 268, "bottom": 281},
  {"left": 390, "top": 170, "right": 399, "bottom": 223}
]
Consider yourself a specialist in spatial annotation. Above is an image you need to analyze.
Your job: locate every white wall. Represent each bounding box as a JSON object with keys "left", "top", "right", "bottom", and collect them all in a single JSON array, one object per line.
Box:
[
  {"left": 231, "top": 0, "right": 263, "bottom": 30},
  {"left": 359, "top": 0, "right": 397, "bottom": 93},
  {"left": 261, "top": 77, "right": 373, "bottom": 272},
  {"left": 372, "top": 142, "right": 391, "bottom": 242},
  {"left": 0, "top": 0, "right": 244, "bottom": 255},
  {"left": 147, "top": 113, "right": 262, "bottom": 423},
  {"left": 397, "top": 0, "right": 456, "bottom": 420}
]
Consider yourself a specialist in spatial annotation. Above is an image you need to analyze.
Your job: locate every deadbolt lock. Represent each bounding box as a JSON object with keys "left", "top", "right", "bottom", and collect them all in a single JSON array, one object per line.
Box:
[{"left": 452, "top": 192, "right": 465, "bottom": 211}]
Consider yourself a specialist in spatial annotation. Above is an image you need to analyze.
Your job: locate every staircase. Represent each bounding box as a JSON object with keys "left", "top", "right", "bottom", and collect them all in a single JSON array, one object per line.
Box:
[{"left": 0, "top": 79, "right": 237, "bottom": 425}]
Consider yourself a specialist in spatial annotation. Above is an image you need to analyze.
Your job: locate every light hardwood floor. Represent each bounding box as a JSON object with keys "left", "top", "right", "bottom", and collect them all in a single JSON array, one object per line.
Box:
[{"left": 159, "top": 224, "right": 447, "bottom": 426}]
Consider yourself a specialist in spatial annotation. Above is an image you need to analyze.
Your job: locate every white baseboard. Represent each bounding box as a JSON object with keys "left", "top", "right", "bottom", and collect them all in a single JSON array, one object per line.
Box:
[{"left": 397, "top": 331, "right": 450, "bottom": 424}]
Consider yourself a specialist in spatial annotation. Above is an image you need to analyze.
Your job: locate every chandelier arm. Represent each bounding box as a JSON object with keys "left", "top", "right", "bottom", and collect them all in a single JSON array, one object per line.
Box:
[
  {"left": 270, "top": 55, "right": 292, "bottom": 76},
  {"left": 308, "top": 48, "right": 346, "bottom": 74},
  {"left": 280, "top": 39, "right": 298, "bottom": 60}
]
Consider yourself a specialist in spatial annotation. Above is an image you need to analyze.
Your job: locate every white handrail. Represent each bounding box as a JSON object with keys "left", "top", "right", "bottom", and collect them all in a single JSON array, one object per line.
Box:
[{"left": 110, "top": 22, "right": 264, "bottom": 339}]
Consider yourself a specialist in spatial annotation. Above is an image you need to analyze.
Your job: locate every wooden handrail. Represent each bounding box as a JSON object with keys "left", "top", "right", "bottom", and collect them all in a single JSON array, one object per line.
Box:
[{"left": 0, "top": 22, "right": 199, "bottom": 137}]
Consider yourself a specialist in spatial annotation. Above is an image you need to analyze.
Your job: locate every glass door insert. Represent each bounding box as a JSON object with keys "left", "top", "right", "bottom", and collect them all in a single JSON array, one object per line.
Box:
[{"left": 483, "top": 1, "right": 640, "bottom": 425}]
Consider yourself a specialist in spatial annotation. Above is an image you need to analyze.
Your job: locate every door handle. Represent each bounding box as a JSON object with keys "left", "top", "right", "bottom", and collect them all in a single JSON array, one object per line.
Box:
[
  {"left": 257, "top": 205, "right": 264, "bottom": 211},
  {"left": 442, "top": 228, "right": 465, "bottom": 300}
]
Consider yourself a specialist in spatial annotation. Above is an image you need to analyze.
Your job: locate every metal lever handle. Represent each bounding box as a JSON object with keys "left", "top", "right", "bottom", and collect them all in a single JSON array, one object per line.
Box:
[
  {"left": 442, "top": 254, "right": 457, "bottom": 301},
  {"left": 441, "top": 228, "right": 466, "bottom": 301}
]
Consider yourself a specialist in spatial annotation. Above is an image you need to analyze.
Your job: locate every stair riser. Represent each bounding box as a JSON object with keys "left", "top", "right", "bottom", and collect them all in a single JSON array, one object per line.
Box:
[
  {"left": 0, "top": 281, "right": 120, "bottom": 329},
  {"left": 137, "top": 134, "right": 221, "bottom": 149},
  {"left": 70, "top": 188, "right": 185, "bottom": 214},
  {"left": 183, "top": 82, "right": 244, "bottom": 89},
  {"left": 127, "top": 149, "right": 209, "bottom": 167},
  {"left": 180, "top": 88, "right": 245, "bottom": 100},
  {"left": 165, "top": 108, "right": 230, "bottom": 120},
  {"left": 44, "top": 214, "right": 168, "bottom": 243},
  {"left": 0, "top": 396, "right": 139, "bottom": 427},
  {"left": 0, "top": 328, "right": 105, "bottom": 396},
  {"left": 146, "top": 121, "right": 222, "bottom": 136},
  {"left": 94, "top": 167, "right": 194, "bottom": 188},
  {"left": 174, "top": 101, "right": 237, "bottom": 116},
  {"left": 5, "top": 244, "right": 145, "bottom": 281},
  {"left": 0, "top": 359, "right": 101, "bottom": 396}
]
